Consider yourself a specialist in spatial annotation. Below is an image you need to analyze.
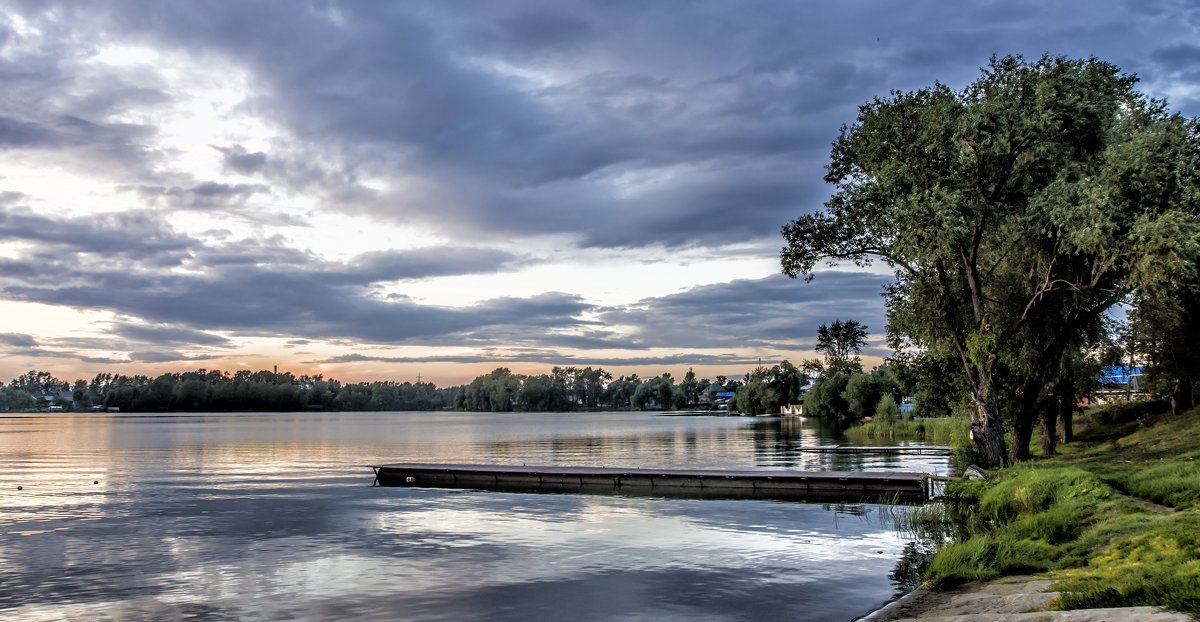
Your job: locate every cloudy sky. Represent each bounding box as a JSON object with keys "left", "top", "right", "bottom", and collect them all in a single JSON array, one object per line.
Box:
[{"left": 0, "top": 1, "right": 1197, "bottom": 386}]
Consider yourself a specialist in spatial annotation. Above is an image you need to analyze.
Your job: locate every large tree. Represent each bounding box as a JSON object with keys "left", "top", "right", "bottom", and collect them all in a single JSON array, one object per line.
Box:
[{"left": 781, "top": 55, "right": 1199, "bottom": 467}]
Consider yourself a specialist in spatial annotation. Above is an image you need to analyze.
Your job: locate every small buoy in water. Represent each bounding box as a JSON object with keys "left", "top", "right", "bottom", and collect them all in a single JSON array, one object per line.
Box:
[
  {"left": 405, "top": 476, "right": 416, "bottom": 483},
  {"left": 16, "top": 485, "right": 22, "bottom": 491},
  {"left": 93, "top": 480, "right": 99, "bottom": 485}
]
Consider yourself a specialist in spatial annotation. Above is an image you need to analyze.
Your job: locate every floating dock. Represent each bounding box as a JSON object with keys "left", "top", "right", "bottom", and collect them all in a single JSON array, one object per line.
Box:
[
  {"left": 791, "top": 445, "right": 952, "bottom": 455},
  {"left": 371, "top": 463, "right": 934, "bottom": 503}
]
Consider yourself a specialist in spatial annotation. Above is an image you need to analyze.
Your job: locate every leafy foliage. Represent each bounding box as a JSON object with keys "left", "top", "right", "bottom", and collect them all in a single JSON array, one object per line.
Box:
[
  {"left": 845, "top": 366, "right": 901, "bottom": 419},
  {"left": 803, "top": 371, "right": 851, "bottom": 421},
  {"left": 781, "top": 54, "right": 1200, "bottom": 466},
  {"left": 814, "top": 319, "right": 868, "bottom": 374},
  {"left": 1130, "top": 286, "right": 1200, "bottom": 414},
  {"left": 732, "top": 361, "right": 806, "bottom": 415}
]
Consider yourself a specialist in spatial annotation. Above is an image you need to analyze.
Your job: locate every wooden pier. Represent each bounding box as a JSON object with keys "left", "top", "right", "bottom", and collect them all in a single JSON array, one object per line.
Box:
[
  {"left": 791, "top": 445, "right": 952, "bottom": 456},
  {"left": 371, "top": 463, "right": 934, "bottom": 503}
]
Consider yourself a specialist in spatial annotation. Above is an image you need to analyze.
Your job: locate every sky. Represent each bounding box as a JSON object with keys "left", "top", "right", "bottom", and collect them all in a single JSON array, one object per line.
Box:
[{"left": 1, "top": 1, "right": 1198, "bottom": 387}]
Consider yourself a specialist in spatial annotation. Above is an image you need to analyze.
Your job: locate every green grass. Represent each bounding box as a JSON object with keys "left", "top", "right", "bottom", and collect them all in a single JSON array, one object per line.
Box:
[
  {"left": 1119, "top": 461, "right": 1200, "bottom": 510},
  {"left": 924, "top": 536, "right": 1058, "bottom": 584},
  {"left": 1052, "top": 512, "right": 1200, "bottom": 614},
  {"left": 843, "top": 416, "right": 968, "bottom": 444},
  {"left": 920, "top": 405, "right": 1200, "bottom": 616}
]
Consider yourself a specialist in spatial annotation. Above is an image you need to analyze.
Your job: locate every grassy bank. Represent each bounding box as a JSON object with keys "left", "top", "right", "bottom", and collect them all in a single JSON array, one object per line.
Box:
[
  {"left": 916, "top": 403, "right": 1200, "bottom": 616},
  {"left": 843, "top": 416, "right": 968, "bottom": 445}
]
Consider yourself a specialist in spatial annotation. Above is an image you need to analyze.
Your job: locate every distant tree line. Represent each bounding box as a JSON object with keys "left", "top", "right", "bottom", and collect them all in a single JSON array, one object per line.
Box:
[
  {"left": 0, "top": 369, "right": 458, "bottom": 412},
  {"left": 455, "top": 366, "right": 725, "bottom": 412},
  {"left": 1, "top": 365, "right": 782, "bottom": 414}
]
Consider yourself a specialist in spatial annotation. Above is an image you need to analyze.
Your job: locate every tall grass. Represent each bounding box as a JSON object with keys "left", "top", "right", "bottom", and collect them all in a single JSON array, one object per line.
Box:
[{"left": 843, "top": 416, "right": 967, "bottom": 444}]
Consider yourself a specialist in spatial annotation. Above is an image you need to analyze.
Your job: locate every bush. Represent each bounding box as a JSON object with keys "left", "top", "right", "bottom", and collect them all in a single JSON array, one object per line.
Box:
[
  {"left": 845, "top": 369, "right": 900, "bottom": 419},
  {"left": 803, "top": 372, "right": 851, "bottom": 421},
  {"left": 875, "top": 393, "right": 900, "bottom": 425}
]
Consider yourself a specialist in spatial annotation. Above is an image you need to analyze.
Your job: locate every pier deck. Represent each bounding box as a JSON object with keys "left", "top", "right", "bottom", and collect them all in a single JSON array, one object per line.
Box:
[
  {"left": 371, "top": 463, "right": 934, "bottom": 503},
  {"left": 791, "top": 445, "right": 951, "bottom": 455}
]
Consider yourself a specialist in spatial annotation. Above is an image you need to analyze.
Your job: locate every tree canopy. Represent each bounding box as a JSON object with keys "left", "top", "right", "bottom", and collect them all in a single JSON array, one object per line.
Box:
[
  {"left": 814, "top": 319, "right": 868, "bottom": 374},
  {"left": 781, "top": 55, "right": 1200, "bottom": 467}
]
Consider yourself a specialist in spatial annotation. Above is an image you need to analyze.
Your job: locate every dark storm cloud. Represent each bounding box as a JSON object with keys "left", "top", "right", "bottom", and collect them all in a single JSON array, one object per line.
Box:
[
  {"left": 110, "top": 323, "right": 232, "bottom": 348},
  {"left": 8, "top": 1, "right": 1200, "bottom": 250},
  {"left": 0, "top": 111, "right": 164, "bottom": 182},
  {"left": 1151, "top": 43, "right": 1200, "bottom": 71},
  {"left": 321, "top": 352, "right": 762, "bottom": 368},
  {"left": 0, "top": 209, "right": 578, "bottom": 349},
  {"left": 310, "top": 270, "right": 892, "bottom": 365},
  {"left": 0, "top": 251, "right": 587, "bottom": 345},
  {"left": 213, "top": 145, "right": 269, "bottom": 175},
  {"left": 351, "top": 248, "right": 519, "bottom": 281},
  {"left": 0, "top": 333, "right": 140, "bottom": 367},
  {"left": 0, "top": 116, "right": 55, "bottom": 147},
  {"left": 3, "top": 268, "right": 595, "bottom": 345},
  {"left": 127, "top": 182, "right": 270, "bottom": 211},
  {"left": 0, "top": 191, "right": 27, "bottom": 206},
  {"left": 0, "top": 208, "right": 193, "bottom": 264},
  {"left": 598, "top": 271, "right": 892, "bottom": 351},
  {"left": 126, "top": 350, "right": 216, "bottom": 364},
  {"left": 0, "top": 333, "right": 38, "bottom": 348},
  {"left": 2, "top": 1, "right": 1197, "bottom": 367}
]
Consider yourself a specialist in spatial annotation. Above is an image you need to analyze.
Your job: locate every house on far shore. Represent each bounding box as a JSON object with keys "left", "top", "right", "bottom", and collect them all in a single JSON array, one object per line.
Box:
[
  {"left": 699, "top": 383, "right": 737, "bottom": 409},
  {"left": 39, "top": 388, "right": 75, "bottom": 410},
  {"left": 1081, "top": 365, "right": 1146, "bottom": 405}
]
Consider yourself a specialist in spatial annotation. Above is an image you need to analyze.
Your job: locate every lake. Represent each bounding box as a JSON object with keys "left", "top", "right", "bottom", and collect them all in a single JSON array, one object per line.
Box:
[{"left": 0, "top": 411, "right": 950, "bottom": 621}]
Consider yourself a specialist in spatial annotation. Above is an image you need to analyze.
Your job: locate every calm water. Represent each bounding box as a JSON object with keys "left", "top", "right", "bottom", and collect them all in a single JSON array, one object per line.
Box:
[{"left": 0, "top": 412, "right": 950, "bottom": 621}]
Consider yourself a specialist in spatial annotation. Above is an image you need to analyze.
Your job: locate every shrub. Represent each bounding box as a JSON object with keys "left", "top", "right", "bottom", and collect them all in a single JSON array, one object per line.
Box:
[{"left": 875, "top": 393, "right": 900, "bottom": 425}]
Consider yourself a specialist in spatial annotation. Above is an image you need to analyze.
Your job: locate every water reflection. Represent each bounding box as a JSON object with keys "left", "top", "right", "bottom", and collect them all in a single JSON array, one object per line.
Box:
[{"left": 0, "top": 412, "right": 949, "bottom": 621}]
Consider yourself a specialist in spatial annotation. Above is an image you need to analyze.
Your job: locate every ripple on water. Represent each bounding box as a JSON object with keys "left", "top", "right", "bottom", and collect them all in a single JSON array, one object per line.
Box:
[{"left": 0, "top": 412, "right": 944, "bottom": 621}]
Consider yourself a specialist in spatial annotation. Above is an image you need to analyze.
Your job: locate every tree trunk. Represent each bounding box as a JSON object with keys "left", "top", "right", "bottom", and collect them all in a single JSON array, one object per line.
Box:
[
  {"left": 1010, "top": 377, "right": 1054, "bottom": 463},
  {"left": 1059, "top": 401, "right": 1074, "bottom": 444},
  {"left": 1010, "top": 408, "right": 1036, "bottom": 463},
  {"left": 1040, "top": 397, "right": 1058, "bottom": 456},
  {"left": 1172, "top": 381, "right": 1195, "bottom": 417},
  {"left": 970, "top": 390, "right": 1008, "bottom": 468},
  {"left": 1058, "top": 373, "right": 1075, "bottom": 444}
]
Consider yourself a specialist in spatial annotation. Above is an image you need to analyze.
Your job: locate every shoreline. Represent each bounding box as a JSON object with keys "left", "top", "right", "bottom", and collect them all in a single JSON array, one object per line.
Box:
[{"left": 856, "top": 575, "right": 1192, "bottom": 621}]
